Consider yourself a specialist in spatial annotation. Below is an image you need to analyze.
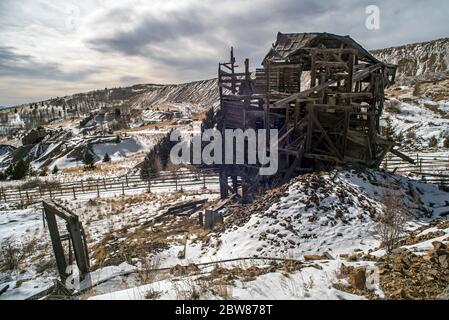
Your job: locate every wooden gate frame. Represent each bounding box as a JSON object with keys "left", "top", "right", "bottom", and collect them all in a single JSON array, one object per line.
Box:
[{"left": 42, "top": 200, "right": 90, "bottom": 281}]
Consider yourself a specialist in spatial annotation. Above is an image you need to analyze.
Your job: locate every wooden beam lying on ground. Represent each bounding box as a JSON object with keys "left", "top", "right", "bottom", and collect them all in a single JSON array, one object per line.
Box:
[
  {"left": 166, "top": 199, "right": 208, "bottom": 216},
  {"left": 391, "top": 148, "right": 415, "bottom": 164}
]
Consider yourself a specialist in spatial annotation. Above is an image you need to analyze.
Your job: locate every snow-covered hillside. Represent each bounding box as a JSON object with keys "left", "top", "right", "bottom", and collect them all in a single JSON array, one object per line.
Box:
[
  {"left": 0, "top": 79, "right": 218, "bottom": 135},
  {"left": 372, "top": 38, "right": 449, "bottom": 85}
]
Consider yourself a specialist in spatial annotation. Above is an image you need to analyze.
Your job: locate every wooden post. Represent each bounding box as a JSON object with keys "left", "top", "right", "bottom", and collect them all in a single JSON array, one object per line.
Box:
[
  {"left": 147, "top": 170, "right": 151, "bottom": 193},
  {"left": 121, "top": 182, "right": 125, "bottom": 196},
  {"left": 175, "top": 173, "right": 178, "bottom": 191},
  {"left": 72, "top": 187, "right": 76, "bottom": 200},
  {"left": 199, "top": 211, "right": 204, "bottom": 227},
  {"left": 203, "top": 172, "right": 206, "bottom": 189},
  {"left": 81, "top": 181, "right": 84, "bottom": 193},
  {"left": 67, "top": 219, "right": 90, "bottom": 279},
  {"left": 42, "top": 202, "right": 68, "bottom": 280},
  {"left": 125, "top": 174, "right": 129, "bottom": 187},
  {"left": 42, "top": 200, "right": 90, "bottom": 281},
  {"left": 96, "top": 184, "right": 100, "bottom": 198}
]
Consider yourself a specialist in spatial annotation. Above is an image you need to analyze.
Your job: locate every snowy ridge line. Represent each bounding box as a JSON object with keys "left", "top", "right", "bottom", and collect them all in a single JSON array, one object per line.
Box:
[{"left": 0, "top": 169, "right": 219, "bottom": 205}]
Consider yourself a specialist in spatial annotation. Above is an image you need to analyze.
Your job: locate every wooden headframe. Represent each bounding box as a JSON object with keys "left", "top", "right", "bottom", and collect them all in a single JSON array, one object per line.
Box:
[{"left": 217, "top": 32, "right": 401, "bottom": 201}]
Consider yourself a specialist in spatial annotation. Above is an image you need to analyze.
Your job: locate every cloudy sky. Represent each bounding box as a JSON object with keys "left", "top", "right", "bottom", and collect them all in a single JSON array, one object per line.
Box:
[{"left": 1, "top": 0, "right": 448, "bottom": 106}]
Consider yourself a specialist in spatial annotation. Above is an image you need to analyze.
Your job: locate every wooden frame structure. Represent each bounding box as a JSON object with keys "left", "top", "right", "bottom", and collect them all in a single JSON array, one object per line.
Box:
[
  {"left": 43, "top": 200, "right": 90, "bottom": 281},
  {"left": 218, "top": 32, "right": 408, "bottom": 201}
]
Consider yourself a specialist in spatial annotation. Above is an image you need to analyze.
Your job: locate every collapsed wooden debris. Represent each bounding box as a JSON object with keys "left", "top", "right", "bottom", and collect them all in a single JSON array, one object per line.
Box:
[{"left": 165, "top": 199, "right": 208, "bottom": 216}]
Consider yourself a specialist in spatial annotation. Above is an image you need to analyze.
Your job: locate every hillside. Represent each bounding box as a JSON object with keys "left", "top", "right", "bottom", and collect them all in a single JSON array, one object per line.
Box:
[
  {"left": 0, "top": 79, "right": 218, "bottom": 135},
  {"left": 371, "top": 37, "right": 449, "bottom": 85}
]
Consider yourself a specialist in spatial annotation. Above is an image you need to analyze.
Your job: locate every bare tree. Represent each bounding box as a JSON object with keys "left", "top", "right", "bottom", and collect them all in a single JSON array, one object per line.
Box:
[{"left": 377, "top": 193, "right": 408, "bottom": 254}]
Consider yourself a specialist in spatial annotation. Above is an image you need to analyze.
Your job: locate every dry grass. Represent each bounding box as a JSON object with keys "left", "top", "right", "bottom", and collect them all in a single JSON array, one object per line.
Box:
[
  {"left": 172, "top": 279, "right": 204, "bottom": 300},
  {"left": 145, "top": 288, "right": 162, "bottom": 300},
  {"left": 0, "top": 237, "right": 38, "bottom": 272},
  {"left": 136, "top": 256, "right": 161, "bottom": 285}
]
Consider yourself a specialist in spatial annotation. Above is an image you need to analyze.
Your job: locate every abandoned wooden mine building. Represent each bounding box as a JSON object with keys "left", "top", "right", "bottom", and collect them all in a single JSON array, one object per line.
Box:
[{"left": 218, "top": 32, "right": 410, "bottom": 201}]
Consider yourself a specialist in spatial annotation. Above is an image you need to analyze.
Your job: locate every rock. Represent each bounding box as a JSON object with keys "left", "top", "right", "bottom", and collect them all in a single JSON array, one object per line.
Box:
[
  {"left": 322, "top": 252, "right": 335, "bottom": 260},
  {"left": 348, "top": 268, "right": 366, "bottom": 290},
  {"left": 347, "top": 253, "right": 359, "bottom": 262},
  {"left": 393, "top": 288, "right": 408, "bottom": 299},
  {"left": 303, "top": 254, "right": 324, "bottom": 261},
  {"left": 436, "top": 286, "right": 449, "bottom": 300},
  {"left": 432, "top": 241, "right": 447, "bottom": 253},
  {"left": 438, "top": 255, "right": 448, "bottom": 268}
]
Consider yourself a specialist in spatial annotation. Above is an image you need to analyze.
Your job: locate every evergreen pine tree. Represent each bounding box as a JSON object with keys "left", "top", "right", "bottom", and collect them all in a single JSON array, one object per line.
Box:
[
  {"left": 103, "top": 153, "right": 111, "bottom": 162},
  {"left": 83, "top": 152, "right": 95, "bottom": 169},
  {"left": 7, "top": 160, "right": 30, "bottom": 180}
]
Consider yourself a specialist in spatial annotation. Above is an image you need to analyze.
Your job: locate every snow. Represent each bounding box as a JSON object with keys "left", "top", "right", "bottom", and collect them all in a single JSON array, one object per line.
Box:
[
  {"left": 2, "top": 168, "right": 449, "bottom": 300},
  {"left": 90, "top": 261, "right": 365, "bottom": 300},
  {"left": 92, "top": 139, "right": 143, "bottom": 162},
  {"left": 0, "top": 208, "right": 42, "bottom": 242}
]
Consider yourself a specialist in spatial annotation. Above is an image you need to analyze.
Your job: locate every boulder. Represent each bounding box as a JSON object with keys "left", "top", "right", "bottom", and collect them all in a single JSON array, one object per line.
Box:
[
  {"left": 436, "top": 286, "right": 449, "bottom": 300},
  {"left": 348, "top": 268, "right": 366, "bottom": 290}
]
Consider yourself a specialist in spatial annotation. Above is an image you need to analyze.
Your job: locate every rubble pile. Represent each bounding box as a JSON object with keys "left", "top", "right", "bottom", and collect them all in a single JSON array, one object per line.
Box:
[{"left": 375, "top": 241, "right": 449, "bottom": 299}]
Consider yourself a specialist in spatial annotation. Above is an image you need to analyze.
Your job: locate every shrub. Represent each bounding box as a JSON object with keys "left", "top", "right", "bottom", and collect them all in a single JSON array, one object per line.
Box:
[
  {"left": 395, "top": 131, "right": 404, "bottom": 143},
  {"left": 0, "top": 238, "right": 21, "bottom": 271},
  {"left": 39, "top": 166, "right": 48, "bottom": 176},
  {"left": 405, "top": 130, "right": 416, "bottom": 140},
  {"left": 428, "top": 135, "right": 438, "bottom": 148},
  {"left": 377, "top": 194, "right": 408, "bottom": 254},
  {"left": 52, "top": 165, "right": 59, "bottom": 174}
]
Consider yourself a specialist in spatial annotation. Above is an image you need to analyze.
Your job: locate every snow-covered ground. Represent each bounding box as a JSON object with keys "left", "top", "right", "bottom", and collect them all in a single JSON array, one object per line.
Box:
[{"left": 2, "top": 168, "right": 448, "bottom": 300}]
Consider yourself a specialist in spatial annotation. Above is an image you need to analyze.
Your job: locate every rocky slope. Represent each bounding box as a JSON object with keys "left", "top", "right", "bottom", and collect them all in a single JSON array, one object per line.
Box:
[{"left": 371, "top": 38, "right": 449, "bottom": 85}]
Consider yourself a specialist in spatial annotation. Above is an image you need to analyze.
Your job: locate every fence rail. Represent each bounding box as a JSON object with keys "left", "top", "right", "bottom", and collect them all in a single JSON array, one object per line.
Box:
[
  {"left": 1, "top": 153, "right": 448, "bottom": 205},
  {"left": 382, "top": 153, "right": 449, "bottom": 187},
  {"left": 0, "top": 169, "right": 220, "bottom": 205}
]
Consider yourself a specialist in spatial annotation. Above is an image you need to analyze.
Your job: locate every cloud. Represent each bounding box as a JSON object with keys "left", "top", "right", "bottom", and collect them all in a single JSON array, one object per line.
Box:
[
  {"left": 87, "top": 8, "right": 206, "bottom": 56},
  {"left": 1, "top": 0, "right": 449, "bottom": 106},
  {"left": 0, "top": 46, "right": 95, "bottom": 81}
]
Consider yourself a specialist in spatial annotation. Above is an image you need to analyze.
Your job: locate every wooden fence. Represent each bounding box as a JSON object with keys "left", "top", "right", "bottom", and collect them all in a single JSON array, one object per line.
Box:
[
  {"left": 1, "top": 153, "right": 448, "bottom": 205},
  {"left": 382, "top": 153, "right": 449, "bottom": 187},
  {"left": 0, "top": 169, "right": 219, "bottom": 205}
]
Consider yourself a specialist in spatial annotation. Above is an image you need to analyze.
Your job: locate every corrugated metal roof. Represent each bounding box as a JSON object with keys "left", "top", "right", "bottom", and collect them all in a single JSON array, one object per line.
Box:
[{"left": 264, "top": 32, "right": 381, "bottom": 64}]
